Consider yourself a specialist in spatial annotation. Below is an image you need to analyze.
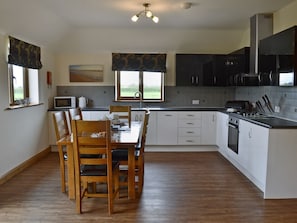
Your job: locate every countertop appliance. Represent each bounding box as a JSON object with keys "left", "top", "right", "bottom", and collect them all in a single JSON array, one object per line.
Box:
[
  {"left": 78, "top": 96, "right": 88, "bottom": 108},
  {"left": 225, "top": 100, "right": 251, "bottom": 113},
  {"left": 54, "top": 96, "right": 76, "bottom": 109}
]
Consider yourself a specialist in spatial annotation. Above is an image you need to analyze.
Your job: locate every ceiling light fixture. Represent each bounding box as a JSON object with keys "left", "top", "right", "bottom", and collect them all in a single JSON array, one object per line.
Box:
[{"left": 131, "top": 3, "right": 159, "bottom": 23}]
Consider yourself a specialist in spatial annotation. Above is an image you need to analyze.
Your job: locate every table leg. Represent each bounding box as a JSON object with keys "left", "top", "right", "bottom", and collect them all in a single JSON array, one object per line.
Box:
[
  {"left": 128, "top": 146, "right": 136, "bottom": 199},
  {"left": 67, "top": 144, "right": 75, "bottom": 199}
]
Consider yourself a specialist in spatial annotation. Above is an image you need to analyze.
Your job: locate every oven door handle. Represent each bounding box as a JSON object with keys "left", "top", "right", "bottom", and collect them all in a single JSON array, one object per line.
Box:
[{"left": 228, "top": 123, "right": 238, "bottom": 129}]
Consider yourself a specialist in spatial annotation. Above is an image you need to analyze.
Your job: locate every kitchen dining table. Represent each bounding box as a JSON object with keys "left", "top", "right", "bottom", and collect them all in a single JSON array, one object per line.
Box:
[{"left": 59, "top": 121, "right": 142, "bottom": 200}]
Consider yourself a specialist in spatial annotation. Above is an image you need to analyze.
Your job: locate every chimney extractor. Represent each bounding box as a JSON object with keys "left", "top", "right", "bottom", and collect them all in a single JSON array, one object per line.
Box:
[{"left": 250, "top": 14, "right": 273, "bottom": 75}]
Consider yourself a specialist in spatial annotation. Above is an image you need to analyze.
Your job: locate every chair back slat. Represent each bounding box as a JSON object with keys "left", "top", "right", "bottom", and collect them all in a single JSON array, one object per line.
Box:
[
  {"left": 109, "top": 105, "right": 131, "bottom": 127},
  {"left": 53, "top": 111, "right": 70, "bottom": 140},
  {"left": 138, "top": 110, "right": 150, "bottom": 148},
  {"left": 69, "top": 107, "right": 83, "bottom": 120}
]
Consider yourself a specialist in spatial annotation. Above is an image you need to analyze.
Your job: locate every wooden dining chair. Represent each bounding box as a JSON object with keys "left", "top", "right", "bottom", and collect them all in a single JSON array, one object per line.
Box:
[
  {"left": 52, "top": 111, "right": 71, "bottom": 193},
  {"left": 112, "top": 110, "right": 150, "bottom": 196},
  {"left": 72, "top": 119, "right": 120, "bottom": 215},
  {"left": 109, "top": 105, "right": 131, "bottom": 127},
  {"left": 68, "top": 107, "right": 83, "bottom": 121},
  {"left": 68, "top": 107, "right": 83, "bottom": 132}
]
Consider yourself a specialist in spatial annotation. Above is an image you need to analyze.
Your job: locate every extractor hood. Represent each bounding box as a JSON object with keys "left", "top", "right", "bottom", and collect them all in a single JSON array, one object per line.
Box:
[{"left": 250, "top": 14, "right": 273, "bottom": 75}]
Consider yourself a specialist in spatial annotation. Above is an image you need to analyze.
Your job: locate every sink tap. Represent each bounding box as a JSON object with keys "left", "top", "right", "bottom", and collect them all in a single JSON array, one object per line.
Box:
[{"left": 134, "top": 91, "right": 143, "bottom": 109}]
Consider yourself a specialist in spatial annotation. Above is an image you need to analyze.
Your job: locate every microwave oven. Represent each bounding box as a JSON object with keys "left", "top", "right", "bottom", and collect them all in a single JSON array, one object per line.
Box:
[{"left": 54, "top": 96, "right": 76, "bottom": 109}]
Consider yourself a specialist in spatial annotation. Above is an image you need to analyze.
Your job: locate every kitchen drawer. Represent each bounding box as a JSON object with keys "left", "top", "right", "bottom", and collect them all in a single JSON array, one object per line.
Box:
[
  {"left": 178, "top": 136, "right": 201, "bottom": 145},
  {"left": 178, "top": 112, "right": 202, "bottom": 119},
  {"left": 178, "top": 119, "right": 201, "bottom": 127},
  {"left": 178, "top": 127, "right": 201, "bottom": 136}
]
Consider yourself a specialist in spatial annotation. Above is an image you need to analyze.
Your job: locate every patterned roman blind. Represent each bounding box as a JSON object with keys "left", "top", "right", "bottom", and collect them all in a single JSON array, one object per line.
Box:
[
  {"left": 8, "top": 36, "right": 42, "bottom": 69},
  {"left": 112, "top": 53, "right": 166, "bottom": 72}
]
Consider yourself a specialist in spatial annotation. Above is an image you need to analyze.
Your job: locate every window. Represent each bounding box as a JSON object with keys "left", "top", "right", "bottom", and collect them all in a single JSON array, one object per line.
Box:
[
  {"left": 8, "top": 64, "right": 39, "bottom": 106},
  {"left": 115, "top": 71, "right": 164, "bottom": 101},
  {"left": 7, "top": 36, "right": 41, "bottom": 108}
]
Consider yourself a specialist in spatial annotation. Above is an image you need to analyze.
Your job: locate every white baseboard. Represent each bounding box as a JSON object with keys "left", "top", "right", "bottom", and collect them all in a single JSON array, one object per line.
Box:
[{"left": 145, "top": 145, "right": 218, "bottom": 152}]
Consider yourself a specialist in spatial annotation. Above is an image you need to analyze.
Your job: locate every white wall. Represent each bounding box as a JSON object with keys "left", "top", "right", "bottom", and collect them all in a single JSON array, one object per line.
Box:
[
  {"left": 0, "top": 34, "right": 56, "bottom": 179},
  {"left": 54, "top": 28, "right": 247, "bottom": 86},
  {"left": 273, "top": 0, "right": 297, "bottom": 33}
]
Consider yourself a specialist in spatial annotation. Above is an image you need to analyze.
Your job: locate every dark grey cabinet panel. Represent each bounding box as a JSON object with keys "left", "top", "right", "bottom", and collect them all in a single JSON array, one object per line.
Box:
[
  {"left": 203, "top": 55, "right": 228, "bottom": 86},
  {"left": 176, "top": 54, "right": 228, "bottom": 86},
  {"left": 259, "top": 26, "right": 297, "bottom": 86},
  {"left": 226, "top": 47, "right": 251, "bottom": 86},
  {"left": 176, "top": 54, "right": 212, "bottom": 86}
]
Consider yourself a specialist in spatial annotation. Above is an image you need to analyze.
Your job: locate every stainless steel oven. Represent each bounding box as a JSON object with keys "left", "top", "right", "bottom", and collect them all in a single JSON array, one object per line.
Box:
[{"left": 228, "top": 116, "right": 239, "bottom": 154}]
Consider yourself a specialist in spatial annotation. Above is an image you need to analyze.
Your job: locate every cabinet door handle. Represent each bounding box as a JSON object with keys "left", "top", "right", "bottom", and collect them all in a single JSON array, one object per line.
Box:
[
  {"left": 196, "top": 76, "right": 199, "bottom": 84},
  {"left": 186, "top": 114, "right": 194, "bottom": 117},
  {"left": 186, "top": 122, "right": 194, "bottom": 125},
  {"left": 186, "top": 140, "right": 194, "bottom": 142},
  {"left": 249, "top": 128, "right": 252, "bottom": 139},
  {"left": 165, "top": 114, "right": 172, "bottom": 117},
  {"left": 191, "top": 76, "right": 194, "bottom": 84},
  {"left": 269, "top": 71, "right": 273, "bottom": 82},
  {"left": 186, "top": 131, "right": 194, "bottom": 134}
]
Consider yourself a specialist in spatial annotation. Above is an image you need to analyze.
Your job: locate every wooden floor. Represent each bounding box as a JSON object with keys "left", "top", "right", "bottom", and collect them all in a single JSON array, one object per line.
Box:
[{"left": 1, "top": 152, "right": 297, "bottom": 223}]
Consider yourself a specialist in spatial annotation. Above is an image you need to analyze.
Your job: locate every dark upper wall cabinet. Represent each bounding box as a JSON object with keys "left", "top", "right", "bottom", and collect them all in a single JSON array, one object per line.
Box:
[
  {"left": 225, "top": 47, "right": 251, "bottom": 86},
  {"left": 176, "top": 54, "right": 228, "bottom": 86},
  {"left": 176, "top": 54, "right": 212, "bottom": 86},
  {"left": 202, "top": 55, "right": 228, "bottom": 86},
  {"left": 259, "top": 26, "right": 297, "bottom": 86}
]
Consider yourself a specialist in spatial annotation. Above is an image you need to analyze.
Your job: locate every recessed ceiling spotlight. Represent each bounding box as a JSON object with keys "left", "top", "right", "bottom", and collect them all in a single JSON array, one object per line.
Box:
[{"left": 181, "top": 2, "right": 192, "bottom": 9}]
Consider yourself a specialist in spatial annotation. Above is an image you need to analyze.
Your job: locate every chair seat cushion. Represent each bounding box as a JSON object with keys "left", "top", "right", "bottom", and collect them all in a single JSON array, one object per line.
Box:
[
  {"left": 80, "top": 161, "right": 119, "bottom": 176},
  {"left": 80, "top": 154, "right": 101, "bottom": 158},
  {"left": 112, "top": 148, "right": 140, "bottom": 162}
]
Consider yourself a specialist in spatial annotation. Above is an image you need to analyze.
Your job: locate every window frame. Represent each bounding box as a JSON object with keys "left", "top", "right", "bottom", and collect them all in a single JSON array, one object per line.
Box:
[
  {"left": 8, "top": 64, "right": 39, "bottom": 107},
  {"left": 115, "top": 70, "right": 165, "bottom": 102}
]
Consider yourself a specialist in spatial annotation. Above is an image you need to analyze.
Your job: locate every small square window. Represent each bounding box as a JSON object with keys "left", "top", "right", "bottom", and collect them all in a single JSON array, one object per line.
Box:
[
  {"left": 115, "top": 71, "right": 164, "bottom": 102},
  {"left": 8, "top": 64, "right": 39, "bottom": 106}
]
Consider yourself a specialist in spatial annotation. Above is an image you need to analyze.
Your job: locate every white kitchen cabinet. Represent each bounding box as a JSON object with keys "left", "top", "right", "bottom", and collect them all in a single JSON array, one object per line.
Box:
[
  {"left": 216, "top": 112, "right": 229, "bottom": 156},
  {"left": 201, "top": 112, "right": 217, "bottom": 145},
  {"left": 146, "top": 111, "right": 157, "bottom": 145},
  {"left": 177, "top": 112, "right": 202, "bottom": 145},
  {"left": 225, "top": 117, "right": 297, "bottom": 199},
  {"left": 156, "top": 112, "right": 178, "bottom": 145},
  {"left": 238, "top": 119, "right": 269, "bottom": 191},
  {"left": 82, "top": 111, "right": 108, "bottom": 120}
]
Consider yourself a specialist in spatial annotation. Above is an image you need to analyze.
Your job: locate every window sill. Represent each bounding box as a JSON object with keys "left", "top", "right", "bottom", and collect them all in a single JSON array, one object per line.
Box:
[{"left": 5, "top": 103, "right": 44, "bottom": 110}]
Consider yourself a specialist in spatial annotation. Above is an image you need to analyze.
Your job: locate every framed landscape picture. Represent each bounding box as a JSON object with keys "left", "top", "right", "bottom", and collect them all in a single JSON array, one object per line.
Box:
[{"left": 69, "top": 64, "right": 104, "bottom": 82}]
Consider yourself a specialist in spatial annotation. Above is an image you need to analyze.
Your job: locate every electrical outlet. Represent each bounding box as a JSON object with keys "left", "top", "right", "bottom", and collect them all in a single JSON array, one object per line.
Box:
[{"left": 192, "top": 100, "right": 200, "bottom": 105}]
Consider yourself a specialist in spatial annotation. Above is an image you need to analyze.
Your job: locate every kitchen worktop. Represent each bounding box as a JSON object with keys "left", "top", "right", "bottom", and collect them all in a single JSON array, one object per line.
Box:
[
  {"left": 227, "top": 112, "right": 297, "bottom": 129},
  {"left": 48, "top": 106, "right": 297, "bottom": 128},
  {"left": 83, "top": 106, "right": 224, "bottom": 111},
  {"left": 48, "top": 106, "right": 225, "bottom": 112}
]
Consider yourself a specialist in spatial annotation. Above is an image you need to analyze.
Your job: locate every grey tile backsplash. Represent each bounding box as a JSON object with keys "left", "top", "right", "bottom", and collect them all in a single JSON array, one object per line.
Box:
[
  {"left": 235, "top": 86, "right": 297, "bottom": 121},
  {"left": 57, "top": 86, "right": 235, "bottom": 108},
  {"left": 57, "top": 85, "right": 297, "bottom": 121}
]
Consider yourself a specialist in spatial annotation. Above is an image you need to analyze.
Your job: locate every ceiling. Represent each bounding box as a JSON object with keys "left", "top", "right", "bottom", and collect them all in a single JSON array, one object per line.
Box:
[{"left": 0, "top": 0, "right": 295, "bottom": 48}]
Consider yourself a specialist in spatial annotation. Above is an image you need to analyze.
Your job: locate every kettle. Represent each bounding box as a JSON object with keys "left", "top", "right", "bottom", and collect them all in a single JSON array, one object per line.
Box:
[{"left": 78, "top": 96, "right": 88, "bottom": 108}]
